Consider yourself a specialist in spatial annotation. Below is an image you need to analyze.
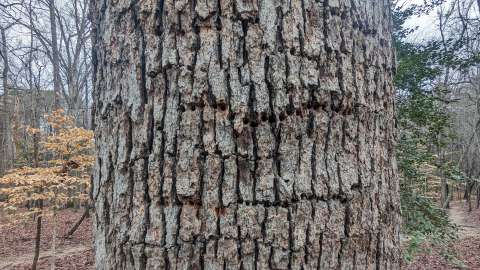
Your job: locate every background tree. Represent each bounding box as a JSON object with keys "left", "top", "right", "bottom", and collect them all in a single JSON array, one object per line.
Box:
[{"left": 0, "top": 23, "right": 16, "bottom": 175}]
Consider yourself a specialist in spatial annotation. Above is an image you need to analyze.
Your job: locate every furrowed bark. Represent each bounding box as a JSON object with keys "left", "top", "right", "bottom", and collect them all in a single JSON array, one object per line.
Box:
[{"left": 92, "top": 0, "right": 401, "bottom": 269}]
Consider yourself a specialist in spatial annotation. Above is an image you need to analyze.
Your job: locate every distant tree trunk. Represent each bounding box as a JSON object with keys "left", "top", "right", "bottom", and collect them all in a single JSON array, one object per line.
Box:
[
  {"left": 440, "top": 149, "right": 450, "bottom": 209},
  {"left": 48, "top": 0, "right": 61, "bottom": 109},
  {"left": 30, "top": 29, "right": 42, "bottom": 266},
  {"left": 31, "top": 135, "right": 42, "bottom": 270},
  {"left": 0, "top": 26, "right": 14, "bottom": 174},
  {"left": 476, "top": 185, "right": 480, "bottom": 209},
  {"left": 50, "top": 211, "right": 57, "bottom": 270},
  {"left": 441, "top": 181, "right": 451, "bottom": 209},
  {"left": 92, "top": 0, "right": 400, "bottom": 269},
  {"left": 32, "top": 212, "right": 42, "bottom": 270}
]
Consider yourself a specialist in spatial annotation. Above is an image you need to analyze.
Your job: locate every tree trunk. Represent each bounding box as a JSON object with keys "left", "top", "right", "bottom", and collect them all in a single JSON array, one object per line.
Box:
[
  {"left": 476, "top": 185, "right": 480, "bottom": 209},
  {"left": 92, "top": 0, "right": 400, "bottom": 269},
  {"left": 50, "top": 211, "right": 57, "bottom": 270},
  {"left": 0, "top": 26, "right": 14, "bottom": 175},
  {"left": 32, "top": 214, "right": 42, "bottom": 270},
  {"left": 49, "top": 0, "right": 61, "bottom": 109}
]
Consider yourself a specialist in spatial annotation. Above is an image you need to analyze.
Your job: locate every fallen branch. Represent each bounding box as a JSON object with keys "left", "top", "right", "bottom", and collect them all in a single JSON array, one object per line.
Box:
[{"left": 63, "top": 206, "right": 90, "bottom": 238}]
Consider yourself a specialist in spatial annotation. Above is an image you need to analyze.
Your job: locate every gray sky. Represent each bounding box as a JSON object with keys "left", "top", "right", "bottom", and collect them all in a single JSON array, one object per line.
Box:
[
  {"left": 405, "top": 13, "right": 439, "bottom": 41},
  {"left": 403, "top": 0, "right": 443, "bottom": 41}
]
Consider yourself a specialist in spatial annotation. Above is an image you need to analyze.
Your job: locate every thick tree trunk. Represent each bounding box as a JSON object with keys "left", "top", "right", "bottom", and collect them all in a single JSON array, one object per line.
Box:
[{"left": 92, "top": 0, "right": 400, "bottom": 269}]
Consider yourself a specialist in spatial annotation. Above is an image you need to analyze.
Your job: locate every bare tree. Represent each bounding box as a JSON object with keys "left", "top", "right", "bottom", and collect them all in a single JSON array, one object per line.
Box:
[
  {"left": 0, "top": 23, "right": 16, "bottom": 175},
  {"left": 0, "top": 0, "right": 92, "bottom": 122}
]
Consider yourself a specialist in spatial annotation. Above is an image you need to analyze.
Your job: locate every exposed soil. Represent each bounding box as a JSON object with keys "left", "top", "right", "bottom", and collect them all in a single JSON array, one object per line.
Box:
[
  {"left": 448, "top": 200, "right": 480, "bottom": 239},
  {"left": 404, "top": 200, "right": 480, "bottom": 270},
  {"left": 0, "top": 209, "right": 93, "bottom": 270}
]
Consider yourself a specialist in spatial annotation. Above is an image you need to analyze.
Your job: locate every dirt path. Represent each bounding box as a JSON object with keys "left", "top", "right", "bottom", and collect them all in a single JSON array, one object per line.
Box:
[
  {"left": 0, "top": 245, "right": 91, "bottom": 269},
  {"left": 448, "top": 200, "right": 480, "bottom": 239},
  {"left": 403, "top": 200, "right": 480, "bottom": 269}
]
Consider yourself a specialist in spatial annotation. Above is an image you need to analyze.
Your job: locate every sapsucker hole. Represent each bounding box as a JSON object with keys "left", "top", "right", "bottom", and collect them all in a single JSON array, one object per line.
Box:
[
  {"left": 286, "top": 107, "right": 294, "bottom": 116},
  {"left": 331, "top": 103, "right": 341, "bottom": 113},
  {"left": 312, "top": 101, "right": 321, "bottom": 111},
  {"left": 296, "top": 109, "right": 303, "bottom": 117},
  {"left": 113, "top": 96, "right": 122, "bottom": 105},
  {"left": 286, "top": 84, "right": 294, "bottom": 94},
  {"left": 218, "top": 102, "right": 227, "bottom": 111},
  {"left": 260, "top": 112, "right": 268, "bottom": 122},
  {"left": 269, "top": 114, "right": 277, "bottom": 123}
]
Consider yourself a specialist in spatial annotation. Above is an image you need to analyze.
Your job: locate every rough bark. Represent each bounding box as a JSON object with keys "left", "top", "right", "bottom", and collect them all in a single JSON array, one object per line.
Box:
[{"left": 92, "top": 0, "right": 400, "bottom": 269}]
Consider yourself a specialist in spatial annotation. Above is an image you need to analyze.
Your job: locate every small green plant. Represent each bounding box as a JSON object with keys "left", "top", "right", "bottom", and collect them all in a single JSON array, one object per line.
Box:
[{"left": 403, "top": 232, "right": 426, "bottom": 262}]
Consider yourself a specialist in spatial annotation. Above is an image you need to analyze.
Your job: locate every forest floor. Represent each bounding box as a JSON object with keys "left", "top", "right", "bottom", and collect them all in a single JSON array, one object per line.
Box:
[
  {"left": 0, "top": 209, "right": 93, "bottom": 269},
  {"left": 404, "top": 200, "right": 480, "bottom": 270},
  {"left": 1, "top": 201, "right": 479, "bottom": 269}
]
